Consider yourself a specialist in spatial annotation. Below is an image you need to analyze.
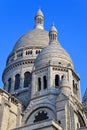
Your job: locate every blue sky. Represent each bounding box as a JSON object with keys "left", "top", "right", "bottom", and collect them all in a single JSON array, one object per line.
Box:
[{"left": 0, "top": 0, "right": 87, "bottom": 98}]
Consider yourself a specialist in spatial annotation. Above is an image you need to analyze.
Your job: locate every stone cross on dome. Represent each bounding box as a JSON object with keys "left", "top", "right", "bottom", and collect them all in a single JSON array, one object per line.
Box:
[{"left": 34, "top": 8, "right": 44, "bottom": 30}]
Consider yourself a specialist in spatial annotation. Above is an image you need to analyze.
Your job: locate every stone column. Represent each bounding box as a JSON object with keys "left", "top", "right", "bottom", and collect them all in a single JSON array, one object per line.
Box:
[
  {"left": 41, "top": 77, "right": 43, "bottom": 90},
  {"left": 20, "top": 75, "right": 24, "bottom": 89},
  {"left": 48, "top": 66, "right": 53, "bottom": 88},
  {"left": 68, "top": 69, "right": 72, "bottom": 93},
  {"left": 14, "top": 52, "right": 17, "bottom": 60},
  {"left": 31, "top": 72, "right": 36, "bottom": 98},
  {"left": 78, "top": 81, "right": 81, "bottom": 101}
]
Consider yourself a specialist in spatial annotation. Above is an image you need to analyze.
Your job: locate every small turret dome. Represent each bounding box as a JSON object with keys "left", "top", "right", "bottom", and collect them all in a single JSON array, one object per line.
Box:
[
  {"left": 49, "top": 24, "right": 58, "bottom": 44},
  {"left": 34, "top": 8, "right": 44, "bottom": 30},
  {"left": 35, "top": 24, "right": 74, "bottom": 69},
  {"left": 49, "top": 23, "right": 57, "bottom": 32}
]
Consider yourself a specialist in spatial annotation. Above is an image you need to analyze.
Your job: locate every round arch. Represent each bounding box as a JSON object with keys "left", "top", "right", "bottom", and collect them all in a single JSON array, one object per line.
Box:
[{"left": 23, "top": 102, "right": 56, "bottom": 124}]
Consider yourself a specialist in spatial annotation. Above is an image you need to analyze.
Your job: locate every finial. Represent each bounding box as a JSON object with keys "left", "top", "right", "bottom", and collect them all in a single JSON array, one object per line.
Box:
[
  {"left": 49, "top": 23, "right": 58, "bottom": 44},
  {"left": 34, "top": 8, "right": 44, "bottom": 30}
]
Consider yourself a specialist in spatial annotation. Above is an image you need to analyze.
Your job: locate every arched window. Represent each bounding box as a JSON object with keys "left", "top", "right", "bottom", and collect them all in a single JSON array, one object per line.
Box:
[
  {"left": 24, "top": 72, "right": 31, "bottom": 87},
  {"left": 73, "top": 80, "right": 75, "bottom": 87},
  {"left": 38, "top": 77, "right": 41, "bottom": 91},
  {"left": 26, "top": 50, "right": 32, "bottom": 55},
  {"left": 55, "top": 75, "right": 59, "bottom": 86},
  {"left": 43, "top": 76, "right": 47, "bottom": 89},
  {"left": 14, "top": 74, "right": 20, "bottom": 90},
  {"left": 61, "top": 75, "right": 64, "bottom": 80},
  {"left": 36, "top": 50, "right": 40, "bottom": 54},
  {"left": 8, "top": 78, "right": 11, "bottom": 93},
  {"left": 34, "top": 111, "right": 49, "bottom": 123},
  {"left": 73, "top": 80, "right": 78, "bottom": 94}
]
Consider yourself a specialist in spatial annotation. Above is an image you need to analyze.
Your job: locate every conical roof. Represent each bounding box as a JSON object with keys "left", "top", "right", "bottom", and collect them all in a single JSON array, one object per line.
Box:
[
  {"left": 35, "top": 8, "right": 44, "bottom": 18},
  {"left": 49, "top": 23, "right": 57, "bottom": 32}
]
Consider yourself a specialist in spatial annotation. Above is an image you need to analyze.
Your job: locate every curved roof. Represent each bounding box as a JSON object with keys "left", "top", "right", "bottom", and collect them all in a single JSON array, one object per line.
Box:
[
  {"left": 35, "top": 43, "right": 74, "bottom": 69},
  {"left": 12, "top": 28, "right": 49, "bottom": 52}
]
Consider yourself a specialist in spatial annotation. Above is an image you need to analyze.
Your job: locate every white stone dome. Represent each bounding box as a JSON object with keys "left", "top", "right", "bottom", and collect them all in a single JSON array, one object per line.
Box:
[
  {"left": 12, "top": 28, "right": 49, "bottom": 52},
  {"left": 12, "top": 9, "right": 48, "bottom": 52},
  {"left": 35, "top": 43, "right": 74, "bottom": 69},
  {"left": 35, "top": 24, "right": 74, "bottom": 69}
]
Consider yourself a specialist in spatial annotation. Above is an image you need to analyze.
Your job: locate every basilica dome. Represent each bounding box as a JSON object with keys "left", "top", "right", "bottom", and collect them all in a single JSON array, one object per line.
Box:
[
  {"left": 35, "top": 43, "right": 74, "bottom": 69},
  {"left": 12, "top": 8, "right": 49, "bottom": 52},
  {"left": 35, "top": 24, "right": 74, "bottom": 69},
  {"left": 3, "top": 9, "right": 73, "bottom": 109},
  {"left": 2, "top": 9, "right": 49, "bottom": 108},
  {"left": 5, "top": 8, "right": 49, "bottom": 66},
  {"left": 12, "top": 29, "right": 49, "bottom": 52}
]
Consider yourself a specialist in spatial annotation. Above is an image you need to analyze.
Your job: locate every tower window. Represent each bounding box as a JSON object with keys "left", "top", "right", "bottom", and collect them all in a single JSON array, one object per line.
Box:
[
  {"left": 17, "top": 52, "right": 22, "bottom": 57},
  {"left": 8, "top": 78, "right": 11, "bottom": 93},
  {"left": 36, "top": 50, "right": 40, "bottom": 54},
  {"left": 55, "top": 75, "right": 59, "bottom": 87},
  {"left": 73, "top": 80, "right": 78, "bottom": 94},
  {"left": 73, "top": 80, "right": 75, "bottom": 87},
  {"left": 43, "top": 76, "right": 47, "bottom": 89},
  {"left": 61, "top": 75, "right": 64, "bottom": 80},
  {"left": 26, "top": 50, "right": 32, "bottom": 55},
  {"left": 14, "top": 74, "right": 20, "bottom": 90},
  {"left": 38, "top": 77, "right": 41, "bottom": 91},
  {"left": 24, "top": 72, "right": 31, "bottom": 87},
  {"left": 34, "top": 111, "right": 49, "bottom": 123}
]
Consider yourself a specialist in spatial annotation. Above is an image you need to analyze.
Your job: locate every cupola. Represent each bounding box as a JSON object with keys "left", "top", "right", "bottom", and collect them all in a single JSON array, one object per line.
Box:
[
  {"left": 49, "top": 24, "right": 58, "bottom": 44},
  {"left": 34, "top": 8, "right": 44, "bottom": 30},
  {"left": 35, "top": 24, "right": 74, "bottom": 69}
]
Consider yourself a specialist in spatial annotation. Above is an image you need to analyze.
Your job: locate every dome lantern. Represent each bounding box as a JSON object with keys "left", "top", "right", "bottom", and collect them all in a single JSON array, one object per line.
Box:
[
  {"left": 49, "top": 23, "right": 58, "bottom": 44},
  {"left": 34, "top": 8, "right": 44, "bottom": 30}
]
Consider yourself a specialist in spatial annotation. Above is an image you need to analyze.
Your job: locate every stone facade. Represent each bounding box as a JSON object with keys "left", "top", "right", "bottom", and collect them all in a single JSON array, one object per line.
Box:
[
  {"left": 0, "top": 9, "right": 87, "bottom": 130},
  {"left": 0, "top": 88, "right": 22, "bottom": 130}
]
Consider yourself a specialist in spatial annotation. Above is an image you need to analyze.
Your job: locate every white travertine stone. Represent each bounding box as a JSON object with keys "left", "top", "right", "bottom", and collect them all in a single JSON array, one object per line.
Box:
[{"left": 1, "top": 9, "right": 87, "bottom": 130}]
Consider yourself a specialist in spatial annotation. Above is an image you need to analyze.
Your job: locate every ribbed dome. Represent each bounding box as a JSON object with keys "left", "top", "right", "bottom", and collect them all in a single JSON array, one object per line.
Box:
[
  {"left": 35, "top": 43, "right": 74, "bottom": 69},
  {"left": 12, "top": 29, "right": 49, "bottom": 52}
]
